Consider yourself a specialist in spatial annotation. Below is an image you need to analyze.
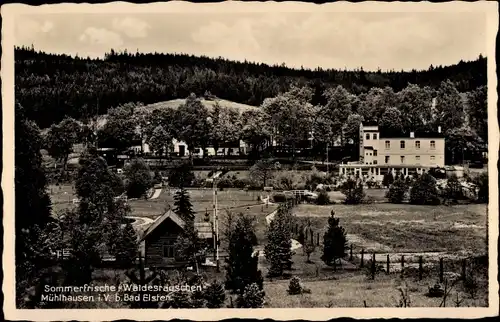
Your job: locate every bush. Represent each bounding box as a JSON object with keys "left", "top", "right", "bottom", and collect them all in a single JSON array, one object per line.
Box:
[
  {"left": 236, "top": 283, "right": 265, "bottom": 308},
  {"left": 386, "top": 179, "right": 409, "bottom": 203},
  {"left": 340, "top": 177, "right": 365, "bottom": 204},
  {"left": 316, "top": 190, "right": 331, "bottom": 205},
  {"left": 409, "top": 173, "right": 440, "bottom": 205},
  {"left": 272, "top": 193, "right": 296, "bottom": 203},
  {"left": 474, "top": 172, "right": 488, "bottom": 203},
  {"left": 444, "top": 174, "right": 464, "bottom": 202},
  {"left": 426, "top": 283, "right": 444, "bottom": 298},
  {"left": 382, "top": 172, "right": 394, "bottom": 188},
  {"left": 287, "top": 276, "right": 304, "bottom": 295}
]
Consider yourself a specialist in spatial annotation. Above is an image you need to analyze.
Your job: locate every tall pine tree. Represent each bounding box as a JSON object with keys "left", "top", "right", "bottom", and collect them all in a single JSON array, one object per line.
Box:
[
  {"left": 264, "top": 205, "right": 293, "bottom": 277},
  {"left": 225, "top": 214, "right": 263, "bottom": 293},
  {"left": 173, "top": 188, "right": 196, "bottom": 222}
]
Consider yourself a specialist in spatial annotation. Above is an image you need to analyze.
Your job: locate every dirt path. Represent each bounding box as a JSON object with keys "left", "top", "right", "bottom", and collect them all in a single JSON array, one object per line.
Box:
[{"left": 149, "top": 188, "right": 162, "bottom": 200}]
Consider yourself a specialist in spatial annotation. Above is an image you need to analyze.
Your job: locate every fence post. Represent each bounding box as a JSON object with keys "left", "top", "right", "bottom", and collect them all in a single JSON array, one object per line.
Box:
[
  {"left": 418, "top": 256, "right": 423, "bottom": 281},
  {"left": 401, "top": 255, "right": 405, "bottom": 270},
  {"left": 310, "top": 231, "right": 314, "bottom": 244},
  {"left": 349, "top": 244, "right": 353, "bottom": 261},
  {"left": 317, "top": 232, "right": 320, "bottom": 246},
  {"left": 439, "top": 258, "right": 444, "bottom": 283},
  {"left": 305, "top": 229, "right": 308, "bottom": 241},
  {"left": 386, "top": 254, "right": 390, "bottom": 274},
  {"left": 360, "top": 249, "right": 364, "bottom": 268},
  {"left": 371, "top": 253, "right": 376, "bottom": 280},
  {"left": 461, "top": 259, "right": 467, "bottom": 280}
]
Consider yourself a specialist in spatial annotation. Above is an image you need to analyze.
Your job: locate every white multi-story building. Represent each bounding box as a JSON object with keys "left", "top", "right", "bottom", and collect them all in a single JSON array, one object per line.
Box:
[{"left": 339, "top": 123, "right": 445, "bottom": 181}]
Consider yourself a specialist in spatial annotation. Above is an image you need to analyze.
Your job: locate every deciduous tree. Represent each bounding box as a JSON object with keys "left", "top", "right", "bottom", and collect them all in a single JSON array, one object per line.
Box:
[{"left": 123, "top": 158, "right": 154, "bottom": 198}]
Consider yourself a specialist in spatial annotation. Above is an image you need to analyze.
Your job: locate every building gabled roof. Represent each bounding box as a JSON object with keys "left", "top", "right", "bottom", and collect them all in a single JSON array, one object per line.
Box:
[
  {"left": 140, "top": 209, "right": 214, "bottom": 241},
  {"left": 141, "top": 209, "right": 185, "bottom": 241}
]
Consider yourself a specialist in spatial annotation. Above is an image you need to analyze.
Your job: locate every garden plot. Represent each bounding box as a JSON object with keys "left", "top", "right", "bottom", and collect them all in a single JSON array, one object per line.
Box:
[{"left": 292, "top": 203, "right": 487, "bottom": 254}]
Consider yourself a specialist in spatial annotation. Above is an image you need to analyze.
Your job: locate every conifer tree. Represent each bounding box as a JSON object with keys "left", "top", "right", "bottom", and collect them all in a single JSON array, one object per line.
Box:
[
  {"left": 112, "top": 222, "right": 138, "bottom": 267},
  {"left": 173, "top": 187, "right": 196, "bottom": 222},
  {"left": 265, "top": 205, "right": 293, "bottom": 277},
  {"left": 224, "top": 214, "right": 263, "bottom": 293},
  {"left": 321, "top": 211, "right": 348, "bottom": 270},
  {"left": 205, "top": 280, "right": 227, "bottom": 308}
]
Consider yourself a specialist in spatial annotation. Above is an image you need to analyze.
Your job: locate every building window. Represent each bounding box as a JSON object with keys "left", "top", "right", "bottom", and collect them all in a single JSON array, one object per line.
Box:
[
  {"left": 369, "top": 153, "right": 372, "bottom": 156},
  {"left": 416, "top": 156, "right": 420, "bottom": 161},
  {"left": 430, "top": 156, "right": 435, "bottom": 162},
  {"left": 366, "top": 133, "right": 370, "bottom": 140},
  {"left": 163, "top": 239, "right": 176, "bottom": 258},
  {"left": 373, "top": 133, "right": 378, "bottom": 140},
  {"left": 385, "top": 141, "right": 390, "bottom": 149},
  {"left": 415, "top": 141, "right": 420, "bottom": 149},
  {"left": 385, "top": 156, "right": 390, "bottom": 164},
  {"left": 373, "top": 160, "right": 378, "bottom": 165},
  {"left": 373, "top": 150, "right": 378, "bottom": 156},
  {"left": 430, "top": 140, "right": 436, "bottom": 149},
  {"left": 401, "top": 156, "right": 405, "bottom": 164},
  {"left": 400, "top": 140, "right": 405, "bottom": 149}
]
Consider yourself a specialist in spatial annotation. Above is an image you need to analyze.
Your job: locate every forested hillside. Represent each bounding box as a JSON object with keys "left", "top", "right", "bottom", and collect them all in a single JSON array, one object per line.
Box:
[{"left": 15, "top": 46, "right": 486, "bottom": 129}]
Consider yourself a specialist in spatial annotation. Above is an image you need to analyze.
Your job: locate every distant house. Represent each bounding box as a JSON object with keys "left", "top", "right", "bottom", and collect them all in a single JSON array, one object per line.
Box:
[{"left": 140, "top": 209, "right": 214, "bottom": 268}]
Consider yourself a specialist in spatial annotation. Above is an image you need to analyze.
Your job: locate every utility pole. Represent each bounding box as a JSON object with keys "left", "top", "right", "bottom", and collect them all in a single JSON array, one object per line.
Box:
[
  {"left": 326, "top": 143, "right": 329, "bottom": 173},
  {"left": 213, "top": 178, "right": 219, "bottom": 271}
]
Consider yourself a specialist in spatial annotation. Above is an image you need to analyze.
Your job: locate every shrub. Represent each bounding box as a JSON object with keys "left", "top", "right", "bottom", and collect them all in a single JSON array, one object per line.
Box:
[
  {"left": 427, "top": 283, "right": 444, "bottom": 298},
  {"left": 236, "top": 283, "right": 265, "bottom": 308},
  {"left": 340, "top": 177, "right": 365, "bottom": 204},
  {"left": 316, "top": 190, "right": 331, "bottom": 205},
  {"left": 409, "top": 173, "right": 440, "bottom": 205},
  {"left": 382, "top": 172, "right": 394, "bottom": 188},
  {"left": 386, "top": 179, "right": 409, "bottom": 203},
  {"left": 444, "top": 174, "right": 464, "bottom": 202},
  {"left": 287, "top": 276, "right": 303, "bottom": 295},
  {"left": 474, "top": 171, "right": 488, "bottom": 203}
]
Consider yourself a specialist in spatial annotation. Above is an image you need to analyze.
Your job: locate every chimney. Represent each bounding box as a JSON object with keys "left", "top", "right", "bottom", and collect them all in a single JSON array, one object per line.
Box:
[
  {"left": 410, "top": 132, "right": 415, "bottom": 138},
  {"left": 438, "top": 126, "right": 441, "bottom": 133}
]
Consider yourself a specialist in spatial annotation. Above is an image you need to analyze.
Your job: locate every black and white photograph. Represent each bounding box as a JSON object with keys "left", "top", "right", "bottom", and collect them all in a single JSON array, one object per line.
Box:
[{"left": 2, "top": 1, "right": 498, "bottom": 320}]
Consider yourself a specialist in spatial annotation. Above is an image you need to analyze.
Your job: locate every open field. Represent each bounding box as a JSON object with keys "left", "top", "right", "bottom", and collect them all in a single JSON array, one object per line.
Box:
[
  {"left": 292, "top": 203, "right": 487, "bottom": 255},
  {"left": 145, "top": 98, "right": 258, "bottom": 113},
  {"left": 262, "top": 272, "right": 488, "bottom": 307},
  {"left": 128, "top": 188, "right": 268, "bottom": 218}
]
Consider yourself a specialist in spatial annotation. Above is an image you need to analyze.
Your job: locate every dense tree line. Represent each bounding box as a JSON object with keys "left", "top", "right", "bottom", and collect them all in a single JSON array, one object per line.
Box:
[{"left": 15, "top": 46, "right": 486, "bottom": 128}]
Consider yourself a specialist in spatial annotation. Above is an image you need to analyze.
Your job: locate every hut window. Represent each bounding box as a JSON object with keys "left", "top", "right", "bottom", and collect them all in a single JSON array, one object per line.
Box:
[{"left": 163, "top": 239, "right": 176, "bottom": 258}]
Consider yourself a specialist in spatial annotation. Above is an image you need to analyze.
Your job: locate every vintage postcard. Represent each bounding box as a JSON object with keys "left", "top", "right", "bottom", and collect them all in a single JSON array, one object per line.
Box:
[{"left": 2, "top": 1, "right": 499, "bottom": 320}]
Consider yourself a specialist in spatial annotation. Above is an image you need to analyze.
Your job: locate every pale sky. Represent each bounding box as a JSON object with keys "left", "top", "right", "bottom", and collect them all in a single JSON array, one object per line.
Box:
[{"left": 14, "top": 10, "right": 488, "bottom": 71}]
